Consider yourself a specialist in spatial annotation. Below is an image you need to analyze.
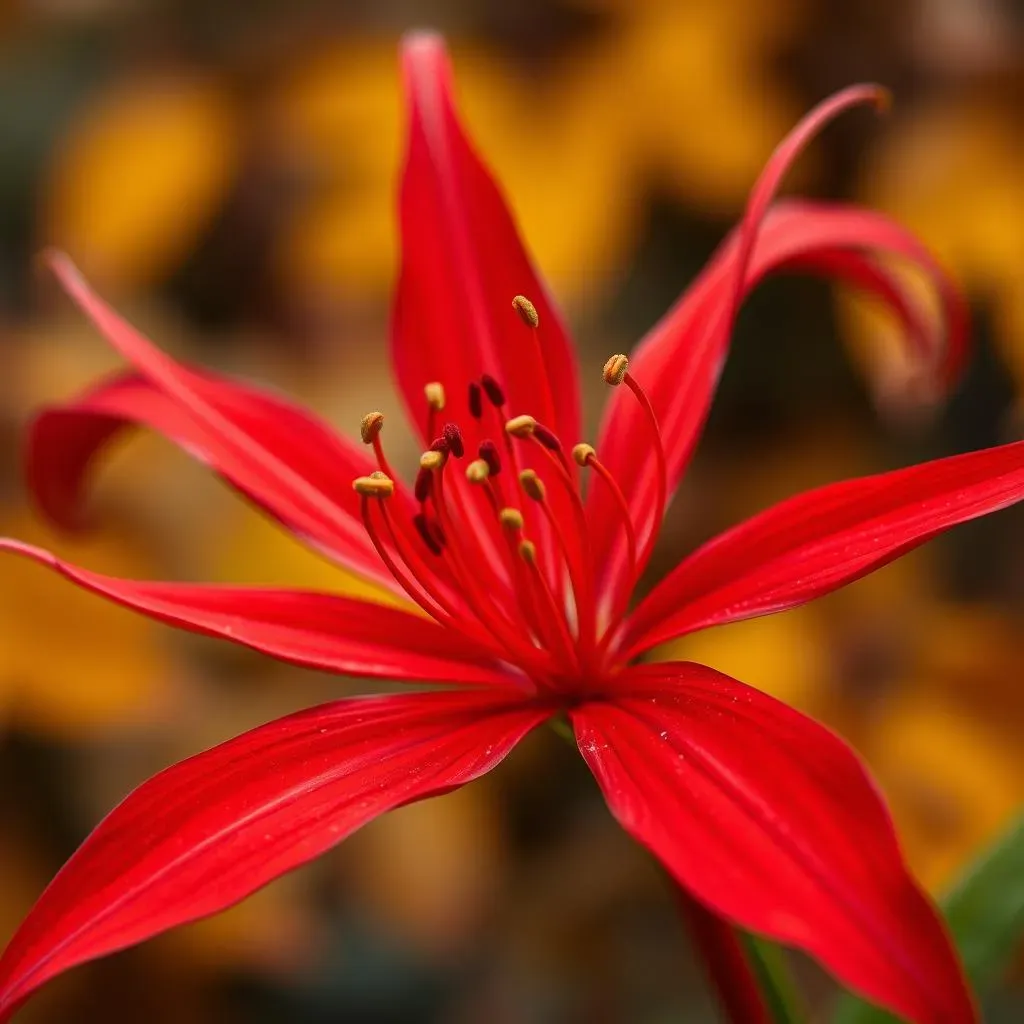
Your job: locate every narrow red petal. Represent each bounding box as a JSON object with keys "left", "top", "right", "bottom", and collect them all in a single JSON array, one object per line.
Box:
[
  {"left": 41, "top": 257, "right": 402, "bottom": 589},
  {"left": 588, "top": 105, "right": 964, "bottom": 601},
  {"left": 392, "top": 33, "right": 580, "bottom": 447},
  {"left": 0, "top": 690, "right": 547, "bottom": 1020},
  {"left": 0, "top": 538, "right": 520, "bottom": 687},
  {"left": 573, "top": 664, "right": 975, "bottom": 1024},
  {"left": 624, "top": 439, "right": 1024, "bottom": 656}
]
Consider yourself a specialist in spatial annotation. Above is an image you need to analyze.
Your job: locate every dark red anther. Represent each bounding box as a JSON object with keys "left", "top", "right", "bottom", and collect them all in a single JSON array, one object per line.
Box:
[
  {"left": 414, "top": 466, "right": 434, "bottom": 503},
  {"left": 533, "top": 423, "right": 562, "bottom": 452},
  {"left": 412, "top": 512, "right": 444, "bottom": 556},
  {"left": 430, "top": 436, "right": 450, "bottom": 454},
  {"left": 468, "top": 381, "right": 483, "bottom": 419},
  {"left": 481, "top": 374, "right": 505, "bottom": 407},
  {"left": 478, "top": 440, "right": 501, "bottom": 475},
  {"left": 442, "top": 422, "right": 465, "bottom": 458}
]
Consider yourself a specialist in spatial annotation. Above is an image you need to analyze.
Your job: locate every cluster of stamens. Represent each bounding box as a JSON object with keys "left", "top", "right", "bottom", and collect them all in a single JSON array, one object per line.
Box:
[{"left": 352, "top": 296, "right": 667, "bottom": 688}]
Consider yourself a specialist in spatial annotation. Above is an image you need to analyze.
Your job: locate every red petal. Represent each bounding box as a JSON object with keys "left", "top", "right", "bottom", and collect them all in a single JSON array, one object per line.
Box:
[
  {"left": 0, "top": 538, "right": 521, "bottom": 687},
  {"left": 623, "top": 439, "right": 1024, "bottom": 656},
  {"left": 40, "top": 257, "right": 399, "bottom": 589},
  {"left": 392, "top": 33, "right": 580, "bottom": 447},
  {"left": 573, "top": 664, "right": 975, "bottom": 1024},
  {"left": 0, "top": 689, "right": 547, "bottom": 1019},
  {"left": 588, "top": 103, "right": 964, "bottom": 601}
]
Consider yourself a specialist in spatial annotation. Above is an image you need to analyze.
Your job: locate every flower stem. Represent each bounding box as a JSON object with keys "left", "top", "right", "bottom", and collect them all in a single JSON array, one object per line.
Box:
[{"left": 675, "top": 888, "right": 774, "bottom": 1024}]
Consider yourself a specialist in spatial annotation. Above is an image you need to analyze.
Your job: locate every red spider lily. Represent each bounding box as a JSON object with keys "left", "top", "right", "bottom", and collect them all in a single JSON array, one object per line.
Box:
[{"left": 3, "top": 31, "right": 1018, "bottom": 1024}]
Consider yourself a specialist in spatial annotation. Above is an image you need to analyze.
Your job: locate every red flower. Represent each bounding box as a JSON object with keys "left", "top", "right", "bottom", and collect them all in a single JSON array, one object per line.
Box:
[{"left": 1, "top": 32, "right": 1014, "bottom": 1024}]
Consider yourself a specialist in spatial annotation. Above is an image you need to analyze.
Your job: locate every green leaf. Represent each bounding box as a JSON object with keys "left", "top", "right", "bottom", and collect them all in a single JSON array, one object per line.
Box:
[
  {"left": 741, "top": 933, "right": 806, "bottom": 1023},
  {"left": 831, "top": 812, "right": 1024, "bottom": 1023}
]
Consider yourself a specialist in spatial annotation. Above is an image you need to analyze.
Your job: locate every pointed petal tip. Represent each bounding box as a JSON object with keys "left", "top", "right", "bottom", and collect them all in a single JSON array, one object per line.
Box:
[
  {"left": 34, "top": 246, "right": 73, "bottom": 283},
  {"left": 400, "top": 29, "right": 446, "bottom": 56},
  {"left": 400, "top": 29, "right": 449, "bottom": 79},
  {"left": 0, "top": 691, "right": 547, "bottom": 1020}
]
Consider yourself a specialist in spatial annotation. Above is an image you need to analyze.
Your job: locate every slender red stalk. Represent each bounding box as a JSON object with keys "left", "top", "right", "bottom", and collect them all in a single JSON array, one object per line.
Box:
[
  {"left": 675, "top": 889, "right": 773, "bottom": 1024},
  {"left": 623, "top": 371, "right": 667, "bottom": 570}
]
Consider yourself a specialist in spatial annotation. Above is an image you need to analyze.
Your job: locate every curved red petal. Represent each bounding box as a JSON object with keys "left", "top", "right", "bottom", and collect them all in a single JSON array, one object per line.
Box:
[
  {"left": 573, "top": 664, "right": 976, "bottom": 1024},
  {"left": 392, "top": 33, "right": 580, "bottom": 447},
  {"left": 588, "top": 105, "right": 964, "bottom": 602},
  {"left": 0, "top": 689, "right": 547, "bottom": 1020},
  {"left": 624, "top": 439, "right": 1024, "bottom": 656},
  {"left": 0, "top": 538, "right": 522, "bottom": 687},
  {"left": 41, "top": 256, "right": 403, "bottom": 589}
]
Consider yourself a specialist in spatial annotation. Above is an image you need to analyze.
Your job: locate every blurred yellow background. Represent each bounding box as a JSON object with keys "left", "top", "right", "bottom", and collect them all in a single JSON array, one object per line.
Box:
[{"left": 0, "top": 1, "right": 1022, "bottom": 1021}]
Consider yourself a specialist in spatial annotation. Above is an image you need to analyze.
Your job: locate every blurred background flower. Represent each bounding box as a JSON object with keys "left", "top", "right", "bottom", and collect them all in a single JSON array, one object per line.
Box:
[{"left": 0, "top": 1, "right": 1021, "bottom": 1021}]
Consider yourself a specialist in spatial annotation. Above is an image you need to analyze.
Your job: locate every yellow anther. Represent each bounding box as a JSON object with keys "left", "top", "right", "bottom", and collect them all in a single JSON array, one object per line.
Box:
[
  {"left": 352, "top": 474, "right": 394, "bottom": 497},
  {"left": 419, "top": 450, "right": 445, "bottom": 471},
  {"left": 505, "top": 414, "right": 537, "bottom": 438},
  {"left": 519, "top": 469, "right": 546, "bottom": 502},
  {"left": 572, "top": 442, "right": 596, "bottom": 467},
  {"left": 466, "top": 459, "right": 490, "bottom": 483},
  {"left": 512, "top": 294, "right": 540, "bottom": 328},
  {"left": 603, "top": 353, "right": 629, "bottom": 386},
  {"left": 424, "top": 381, "right": 446, "bottom": 411},
  {"left": 360, "top": 411, "right": 384, "bottom": 444},
  {"left": 499, "top": 508, "right": 524, "bottom": 531},
  {"left": 518, "top": 539, "right": 537, "bottom": 564}
]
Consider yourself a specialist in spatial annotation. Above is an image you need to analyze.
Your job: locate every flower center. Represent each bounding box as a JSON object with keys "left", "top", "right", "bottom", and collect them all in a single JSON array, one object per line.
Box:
[{"left": 352, "top": 303, "right": 666, "bottom": 693}]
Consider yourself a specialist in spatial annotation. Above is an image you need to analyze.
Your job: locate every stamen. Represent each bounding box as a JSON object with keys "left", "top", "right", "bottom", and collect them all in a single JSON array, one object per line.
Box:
[
  {"left": 412, "top": 511, "right": 444, "bottom": 556},
  {"left": 577, "top": 445, "right": 638, "bottom": 633},
  {"left": 359, "top": 410, "right": 399, "bottom": 481},
  {"left": 466, "top": 459, "right": 490, "bottom": 484},
  {"left": 622, "top": 368, "right": 668, "bottom": 571},
  {"left": 506, "top": 414, "right": 537, "bottom": 438},
  {"left": 421, "top": 450, "right": 446, "bottom": 471},
  {"left": 424, "top": 382, "right": 446, "bottom": 410},
  {"left": 424, "top": 381, "right": 445, "bottom": 440},
  {"left": 533, "top": 423, "right": 561, "bottom": 452},
  {"left": 478, "top": 440, "right": 501, "bottom": 475},
  {"left": 442, "top": 422, "right": 465, "bottom": 458},
  {"left": 374, "top": 501, "right": 488, "bottom": 649},
  {"left": 603, "top": 353, "right": 629, "bottom": 386},
  {"left": 518, "top": 539, "right": 579, "bottom": 671},
  {"left": 352, "top": 474, "right": 394, "bottom": 498},
  {"left": 499, "top": 507, "right": 524, "bottom": 531},
  {"left": 525, "top": 439, "right": 598, "bottom": 660},
  {"left": 517, "top": 465, "right": 592, "bottom": 658},
  {"left": 430, "top": 469, "right": 556, "bottom": 676},
  {"left": 358, "top": 495, "right": 446, "bottom": 622},
  {"left": 481, "top": 374, "right": 506, "bottom": 407},
  {"left": 360, "top": 411, "right": 384, "bottom": 444},
  {"left": 512, "top": 294, "right": 540, "bottom": 328},
  {"left": 429, "top": 436, "right": 450, "bottom": 455},
  {"left": 414, "top": 466, "right": 434, "bottom": 502},
  {"left": 509, "top": 297, "right": 557, "bottom": 435},
  {"left": 468, "top": 381, "right": 483, "bottom": 419},
  {"left": 572, "top": 443, "right": 595, "bottom": 466},
  {"left": 519, "top": 468, "right": 546, "bottom": 503},
  {"left": 601, "top": 354, "right": 668, "bottom": 578}
]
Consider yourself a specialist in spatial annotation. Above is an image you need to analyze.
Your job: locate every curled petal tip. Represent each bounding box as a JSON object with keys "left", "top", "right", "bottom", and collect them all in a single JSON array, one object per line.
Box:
[{"left": 871, "top": 85, "right": 894, "bottom": 113}]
